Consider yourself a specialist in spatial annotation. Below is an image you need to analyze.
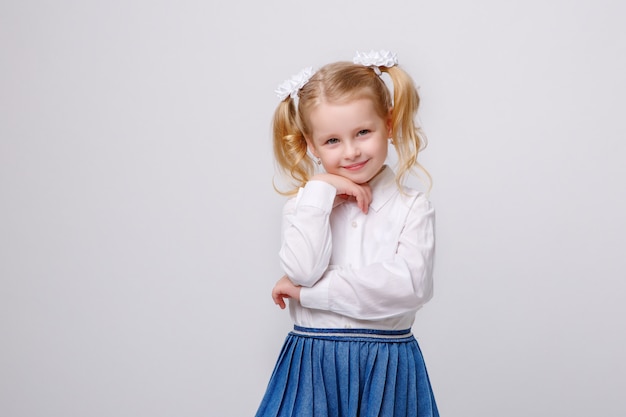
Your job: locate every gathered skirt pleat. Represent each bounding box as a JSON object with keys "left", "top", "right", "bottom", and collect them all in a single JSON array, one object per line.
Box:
[{"left": 255, "top": 327, "right": 439, "bottom": 417}]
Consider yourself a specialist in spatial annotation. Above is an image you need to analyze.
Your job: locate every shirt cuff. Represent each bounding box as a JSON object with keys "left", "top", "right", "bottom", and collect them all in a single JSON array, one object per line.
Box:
[
  {"left": 299, "top": 275, "right": 331, "bottom": 311},
  {"left": 296, "top": 180, "right": 337, "bottom": 212}
]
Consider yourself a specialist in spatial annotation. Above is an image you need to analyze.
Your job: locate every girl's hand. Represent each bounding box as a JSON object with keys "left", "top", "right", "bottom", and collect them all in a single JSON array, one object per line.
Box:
[
  {"left": 272, "top": 275, "right": 301, "bottom": 309},
  {"left": 311, "top": 173, "right": 372, "bottom": 214}
]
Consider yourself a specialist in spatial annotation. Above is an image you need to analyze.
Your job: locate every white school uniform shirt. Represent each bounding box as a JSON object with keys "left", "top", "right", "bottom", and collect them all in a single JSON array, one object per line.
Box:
[{"left": 280, "top": 165, "right": 435, "bottom": 331}]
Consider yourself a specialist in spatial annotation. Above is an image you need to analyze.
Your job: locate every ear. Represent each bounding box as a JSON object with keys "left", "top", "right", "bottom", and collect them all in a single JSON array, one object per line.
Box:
[{"left": 386, "top": 108, "right": 393, "bottom": 137}]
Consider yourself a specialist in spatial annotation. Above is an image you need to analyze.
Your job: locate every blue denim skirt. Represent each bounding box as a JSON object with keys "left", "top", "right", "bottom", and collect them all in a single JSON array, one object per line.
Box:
[{"left": 255, "top": 326, "right": 439, "bottom": 417}]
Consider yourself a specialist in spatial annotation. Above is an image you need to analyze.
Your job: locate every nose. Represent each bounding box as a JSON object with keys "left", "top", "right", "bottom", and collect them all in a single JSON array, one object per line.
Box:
[{"left": 344, "top": 140, "right": 361, "bottom": 159}]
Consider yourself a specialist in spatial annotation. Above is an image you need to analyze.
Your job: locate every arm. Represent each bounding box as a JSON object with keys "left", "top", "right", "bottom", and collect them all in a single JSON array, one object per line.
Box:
[
  {"left": 279, "top": 175, "right": 372, "bottom": 287},
  {"left": 299, "top": 194, "right": 435, "bottom": 320},
  {"left": 278, "top": 180, "right": 335, "bottom": 287}
]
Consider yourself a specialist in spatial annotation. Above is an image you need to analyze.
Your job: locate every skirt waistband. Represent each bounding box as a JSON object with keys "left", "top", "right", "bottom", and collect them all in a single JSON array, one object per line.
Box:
[{"left": 290, "top": 325, "right": 414, "bottom": 342}]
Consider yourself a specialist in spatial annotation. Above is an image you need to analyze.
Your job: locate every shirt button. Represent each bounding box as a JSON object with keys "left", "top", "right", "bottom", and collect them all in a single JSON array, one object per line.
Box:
[{"left": 351, "top": 221, "right": 357, "bottom": 228}]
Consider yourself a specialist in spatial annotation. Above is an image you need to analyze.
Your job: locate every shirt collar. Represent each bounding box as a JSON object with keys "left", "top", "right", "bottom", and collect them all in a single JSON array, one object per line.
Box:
[{"left": 332, "top": 165, "right": 398, "bottom": 212}]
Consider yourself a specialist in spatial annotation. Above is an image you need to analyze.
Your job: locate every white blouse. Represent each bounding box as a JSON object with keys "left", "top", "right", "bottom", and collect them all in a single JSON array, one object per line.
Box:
[{"left": 279, "top": 166, "right": 435, "bottom": 331}]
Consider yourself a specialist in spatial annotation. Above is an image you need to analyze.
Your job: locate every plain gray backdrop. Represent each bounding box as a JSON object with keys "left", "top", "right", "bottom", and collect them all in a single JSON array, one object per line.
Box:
[{"left": 1, "top": 1, "right": 625, "bottom": 416}]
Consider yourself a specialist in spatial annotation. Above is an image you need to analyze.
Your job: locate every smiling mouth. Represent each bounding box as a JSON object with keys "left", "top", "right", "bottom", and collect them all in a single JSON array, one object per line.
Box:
[{"left": 342, "top": 160, "right": 369, "bottom": 171}]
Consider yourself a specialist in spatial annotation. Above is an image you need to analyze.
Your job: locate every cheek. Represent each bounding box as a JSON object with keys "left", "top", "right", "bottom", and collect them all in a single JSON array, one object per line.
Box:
[
  {"left": 317, "top": 150, "right": 335, "bottom": 165},
  {"left": 374, "top": 139, "right": 389, "bottom": 158}
]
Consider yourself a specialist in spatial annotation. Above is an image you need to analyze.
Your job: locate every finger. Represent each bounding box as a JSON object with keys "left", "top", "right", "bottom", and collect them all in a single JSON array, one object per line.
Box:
[
  {"left": 356, "top": 190, "right": 370, "bottom": 214},
  {"left": 273, "top": 290, "right": 289, "bottom": 309},
  {"left": 278, "top": 294, "right": 289, "bottom": 309},
  {"left": 272, "top": 291, "right": 283, "bottom": 308},
  {"left": 362, "top": 185, "right": 372, "bottom": 213},
  {"left": 271, "top": 288, "right": 281, "bottom": 305}
]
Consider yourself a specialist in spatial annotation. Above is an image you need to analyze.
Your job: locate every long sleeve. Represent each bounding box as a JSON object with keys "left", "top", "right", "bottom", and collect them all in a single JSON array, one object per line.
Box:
[
  {"left": 278, "top": 180, "right": 337, "bottom": 287},
  {"left": 299, "top": 194, "right": 435, "bottom": 320}
]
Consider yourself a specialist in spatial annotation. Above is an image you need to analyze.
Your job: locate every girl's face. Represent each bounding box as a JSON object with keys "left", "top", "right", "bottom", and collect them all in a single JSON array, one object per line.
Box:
[{"left": 306, "top": 98, "right": 391, "bottom": 185}]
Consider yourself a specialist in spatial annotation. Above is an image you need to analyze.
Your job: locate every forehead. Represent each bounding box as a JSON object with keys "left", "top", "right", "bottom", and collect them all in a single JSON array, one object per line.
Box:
[{"left": 309, "top": 98, "right": 381, "bottom": 136}]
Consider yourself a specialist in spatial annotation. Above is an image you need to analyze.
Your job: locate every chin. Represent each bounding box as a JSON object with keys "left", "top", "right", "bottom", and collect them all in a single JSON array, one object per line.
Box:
[{"left": 352, "top": 173, "right": 376, "bottom": 184}]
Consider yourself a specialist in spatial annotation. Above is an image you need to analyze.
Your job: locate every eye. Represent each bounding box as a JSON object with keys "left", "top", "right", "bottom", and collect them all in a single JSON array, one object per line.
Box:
[
  {"left": 326, "top": 137, "right": 340, "bottom": 145},
  {"left": 357, "top": 129, "right": 370, "bottom": 137}
]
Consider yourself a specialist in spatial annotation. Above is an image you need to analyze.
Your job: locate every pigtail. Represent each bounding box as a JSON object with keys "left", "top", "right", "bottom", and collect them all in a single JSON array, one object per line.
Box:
[
  {"left": 384, "top": 66, "right": 432, "bottom": 191},
  {"left": 272, "top": 98, "right": 313, "bottom": 195}
]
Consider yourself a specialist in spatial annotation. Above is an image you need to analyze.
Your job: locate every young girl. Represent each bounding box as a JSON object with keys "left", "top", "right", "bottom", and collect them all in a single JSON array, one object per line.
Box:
[{"left": 255, "top": 50, "right": 439, "bottom": 417}]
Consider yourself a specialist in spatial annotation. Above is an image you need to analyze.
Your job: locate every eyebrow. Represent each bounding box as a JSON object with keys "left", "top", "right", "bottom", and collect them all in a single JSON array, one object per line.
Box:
[{"left": 315, "top": 121, "right": 376, "bottom": 138}]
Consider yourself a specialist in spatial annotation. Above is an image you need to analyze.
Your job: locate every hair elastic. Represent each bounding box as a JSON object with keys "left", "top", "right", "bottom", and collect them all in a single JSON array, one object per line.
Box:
[
  {"left": 274, "top": 66, "right": 314, "bottom": 100},
  {"left": 353, "top": 50, "right": 398, "bottom": 75}
]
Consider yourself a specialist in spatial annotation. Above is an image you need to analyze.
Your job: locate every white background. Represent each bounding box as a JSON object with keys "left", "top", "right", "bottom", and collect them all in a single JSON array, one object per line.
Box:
[{"left": 1, "top": 1, "right": 625, "bottom": 416}]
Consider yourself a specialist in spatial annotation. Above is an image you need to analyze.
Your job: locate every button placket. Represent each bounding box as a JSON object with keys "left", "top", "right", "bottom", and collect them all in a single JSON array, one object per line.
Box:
[{"left": 343, "top": 204, "right": 364, "bottom": 270}]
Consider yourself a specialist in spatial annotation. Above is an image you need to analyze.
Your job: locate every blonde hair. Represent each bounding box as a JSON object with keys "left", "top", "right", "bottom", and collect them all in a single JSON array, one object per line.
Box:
[{"left": 272, "top": 61, "right": 430, "bottom": 195}]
